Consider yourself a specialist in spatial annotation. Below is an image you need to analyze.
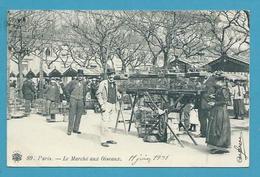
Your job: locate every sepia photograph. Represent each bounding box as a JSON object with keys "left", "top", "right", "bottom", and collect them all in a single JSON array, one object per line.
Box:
[{"left": 7, "top": 10, "right": 249, "bottom": 167}]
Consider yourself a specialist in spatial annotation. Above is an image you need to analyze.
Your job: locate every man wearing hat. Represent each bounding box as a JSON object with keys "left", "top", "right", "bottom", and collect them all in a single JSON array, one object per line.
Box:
[
  {"left": 96, "top": 67, "right": 121, "bottom": 147},
  {"left": 232, "top": 80, "right": 246, "bottom": 120},
  {"left": 65, "top": 69, "right": 88, "bottom": 135},
  {"left": 22, "top": 74, "right": 36, "bottom": 116}
]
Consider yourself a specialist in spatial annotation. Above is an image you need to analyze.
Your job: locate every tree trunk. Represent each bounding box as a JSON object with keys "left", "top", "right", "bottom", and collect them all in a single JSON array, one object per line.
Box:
[
  {"left": 104, "top": 44, "right": 111, "bottom": 80},
  {"left": 121, "top": 63, "right": 126, "bottom": 73},
  {"left": 103, "top": 63, "right": 107, "bottom": 80},
  {"left": 18, "top": 59, "right": 23, "bottom": 98},
  {"left": 163, "top": 51, "right": 169, "bottom": 69},
  {"left": 243, "top": 10, "right": 250, "bottom": 28},
  {"left": 152, "top": 56, "right": 157, "bottom": 66},
  {"left": 38, "top": 52, "right": 44, "bottom": 98},
  {"left": 101, "top": 53, "right": 107, "bottom": 80}
]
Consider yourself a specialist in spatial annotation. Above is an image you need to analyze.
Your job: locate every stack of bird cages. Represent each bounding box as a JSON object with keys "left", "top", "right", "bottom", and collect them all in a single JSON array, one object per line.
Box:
[
  {"left": 134, "top": 107, "right": 159, "bottom": 138},
  {"left": 126, "top": 76, "right": 170, "bottom": 90},
  {"left": 169, "top": 76, "right": 204, "bottom": 90},
  {"left": 8, "top": 88, "right": 26, "bottom": 119}
]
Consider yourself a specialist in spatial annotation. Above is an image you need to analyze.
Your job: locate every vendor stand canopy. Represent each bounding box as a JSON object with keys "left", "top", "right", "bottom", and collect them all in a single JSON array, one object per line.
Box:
[
  {"left": 63, "top": 67, "right": 77, "bottom": 77},
  {"left": 203, "top": 54, "right": 249, "bottom": 73},
  {"left": 9, "top": 72, "right": 16, "bottom": 78},
  {"left": 26, "top": 70, "right": 36, "bottom": 78},
  {"left": 168, "top": 58, "right": 191, "bottom": 73},
  {"left": 48, "top": 68, "right": 62, "bottom": 77},
  {"left": 84, "top": 66, "right": 102, "bottom": 79},
  {"left": 16, "top": 73, "right": 25, "bottom": 77},
  {"left": 222, "top": 73, "right": 248, "bottom": 81},
  {"left": 36, "top": 71, "right": 48, "bottom": 77}
]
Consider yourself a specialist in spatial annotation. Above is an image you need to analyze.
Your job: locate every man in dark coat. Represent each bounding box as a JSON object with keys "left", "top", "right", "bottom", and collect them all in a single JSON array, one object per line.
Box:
[
  {"left": 206, "top": 76, "right": 231, "bottom": 154},
  {"left": 22, "top": 75, "right": 36, "bottom": 116},
  {"left": 198, "top": 90, "right": 212, "bottom": 137},
  {"left": 65, "top": 69, "right": 88, "bottom": 135},
  {"left": 197, "top": 71, "right": 220, "bottom": 137}
]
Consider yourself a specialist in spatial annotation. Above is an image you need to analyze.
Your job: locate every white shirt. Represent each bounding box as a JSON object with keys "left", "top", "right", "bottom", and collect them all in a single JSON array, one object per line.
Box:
[{"left": 232, "top": 85, "right": 245, "bottom": 99}]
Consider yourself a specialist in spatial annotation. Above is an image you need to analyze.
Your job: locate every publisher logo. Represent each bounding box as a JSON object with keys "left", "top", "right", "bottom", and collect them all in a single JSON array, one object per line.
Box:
[{"left": 12, "top": 151, "right": 22, "bottom": 162}]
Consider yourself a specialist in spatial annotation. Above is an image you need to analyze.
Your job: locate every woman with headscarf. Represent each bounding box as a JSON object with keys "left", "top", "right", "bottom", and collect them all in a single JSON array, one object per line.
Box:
[
  {"left": 44, "top": 77, "right": 60, "bottom": 122},
  {"left": 206, "top": 75, "right": 231, "bottom": 154}
]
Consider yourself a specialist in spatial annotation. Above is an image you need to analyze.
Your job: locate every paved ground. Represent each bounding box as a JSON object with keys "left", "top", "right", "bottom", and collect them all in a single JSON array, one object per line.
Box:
[{"left": 7, "top": 110, "right": 249, "bottom": 167}]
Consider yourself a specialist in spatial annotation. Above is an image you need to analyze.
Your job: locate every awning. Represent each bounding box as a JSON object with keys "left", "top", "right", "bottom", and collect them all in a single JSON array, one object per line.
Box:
[
  {"left": 48, "top": 68, "right": 62, "bottom": 77},
  {"left": 63, "top": 67, "right": 77, "bottom": 77},
  {"left": 26, "top": 70, "right": 36, "bottom": 78},
  {"left": 36, "top": 71, "right": 48, "bottom": 77},
  {"left": 222, "top": 73, "right": 248, "bottom": 81},
  {"left": 9, "top": 72, "right": 16, "bottom": 77}
]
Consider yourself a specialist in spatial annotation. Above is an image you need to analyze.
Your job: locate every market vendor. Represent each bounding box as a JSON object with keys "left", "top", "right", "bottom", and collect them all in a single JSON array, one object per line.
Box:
[{"left": 206, "top": 75, "right": 231, "bottom": 154}]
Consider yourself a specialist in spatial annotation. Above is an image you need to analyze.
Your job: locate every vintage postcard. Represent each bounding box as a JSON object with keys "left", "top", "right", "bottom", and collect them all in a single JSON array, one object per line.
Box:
[{"left": 7, "top": 10, "right": 249, "bottom": 167}]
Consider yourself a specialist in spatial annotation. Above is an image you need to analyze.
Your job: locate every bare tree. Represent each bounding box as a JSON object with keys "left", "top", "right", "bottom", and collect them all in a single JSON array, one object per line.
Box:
[
  {"left": 63, "top": 11, "right": 125, "bottom": 78},
  {"left": 8, "top": 10, "right": 56, "bottom": 97},
  {"left": 9, "top": 10, "right": 249, "bottom": 87},
  {"left": 175, "top": 14, "right": 210, "bottom": 60},
  {"left": 112, "top": 26, "right": 148, "bottom": 72},
  {"left": 203, "top": 11, "right": 249, "bottom": 57},
  {"left": 230, "top": 10, "right": 250, "bottom": 56},
  {"left": 123, "top": 11, "right": 209, "bottom": 68}
]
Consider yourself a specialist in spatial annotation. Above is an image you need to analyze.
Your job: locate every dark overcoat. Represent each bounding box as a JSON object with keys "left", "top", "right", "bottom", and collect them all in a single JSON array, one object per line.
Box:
[{"left": 22, "top": 79, "right": 36, "bottom": 101}]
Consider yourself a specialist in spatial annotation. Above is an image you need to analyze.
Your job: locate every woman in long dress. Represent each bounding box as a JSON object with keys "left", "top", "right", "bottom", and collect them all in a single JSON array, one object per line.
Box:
[{"left": 206, "top": 77, "right": 231, "bottom": 154}]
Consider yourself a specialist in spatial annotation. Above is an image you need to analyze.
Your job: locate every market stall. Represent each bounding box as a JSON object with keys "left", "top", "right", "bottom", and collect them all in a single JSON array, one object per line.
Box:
[{"left": 122, "top": 71, "right": 208, "bottom": 146}]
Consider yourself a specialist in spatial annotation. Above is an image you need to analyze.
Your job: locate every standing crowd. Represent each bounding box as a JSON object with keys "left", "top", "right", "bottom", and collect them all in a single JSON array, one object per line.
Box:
[
  {"left": 20, "top": 67, "right": 121, "bottom": 148},
  {"left": 12, "top": 69, "right": 248, "bottom": 151}
]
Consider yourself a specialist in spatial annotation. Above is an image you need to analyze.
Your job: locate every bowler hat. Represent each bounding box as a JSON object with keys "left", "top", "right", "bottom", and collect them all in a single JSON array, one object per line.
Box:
[
  {"left": 107, "top": 67, "right": 115, "bottom": 75},
  {"left": 77, "top": 69, "right": 84, "bottom": 76}
]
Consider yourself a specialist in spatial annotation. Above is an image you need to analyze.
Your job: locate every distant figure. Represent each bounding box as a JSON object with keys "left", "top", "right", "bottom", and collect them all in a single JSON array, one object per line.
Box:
[
  {"left": 56, "top": 78, "right": 67, "bottom": 120},
  {"left": 232, "top": 80, "right": 246, "bottom": 120},
  {"left": 90, "top": 78, "right": 99, "bottom": 99},
  {"left": 90, "top": 78, "right": 101, "bottom": 113},
  {"left": 96, "top": 67, "right": 121, "bottom": 147},
  {"left": 65, "top": 69, "right": 88, "bottom": 135},
  {"left": 56, "top": 77, "right": 67, "bottom": 103},
  {"left": 10, "top": 80, "right": 16, "bottom": 88},
  {"left": 180, "top": 98, "right": 194, "bottom": 131},
  {"left": 22, "top": 75, "right": 36, "bottom": 116}
]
